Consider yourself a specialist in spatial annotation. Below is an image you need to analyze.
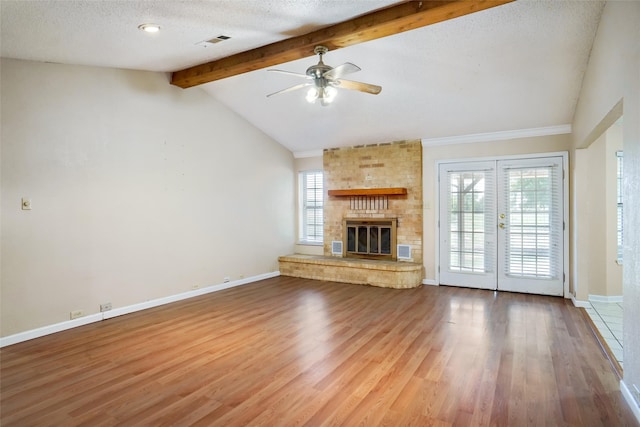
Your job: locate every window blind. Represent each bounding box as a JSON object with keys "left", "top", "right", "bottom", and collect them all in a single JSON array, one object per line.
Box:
[
  {"left": 501, "top": 164, "right": 560, "bottom": 279},
  {"left": 300, "top": 171, "right": 323, "bottom": 242}
]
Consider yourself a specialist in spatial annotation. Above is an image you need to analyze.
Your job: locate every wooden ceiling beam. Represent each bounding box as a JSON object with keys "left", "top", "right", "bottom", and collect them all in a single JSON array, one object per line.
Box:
[{"left": 170, "top": 0, "right": 514, "bottom": 89}]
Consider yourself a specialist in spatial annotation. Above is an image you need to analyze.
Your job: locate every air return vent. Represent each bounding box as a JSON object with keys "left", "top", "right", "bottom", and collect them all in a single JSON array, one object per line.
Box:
[
  {"left": 196, "top": 35, "right": 232, "bottom": 47},
  {"left": 332, "top": 241, "right": 343, "bottom": 256},
  {"left": 397, "top": 244, "right": 411, "bottom": 260}
]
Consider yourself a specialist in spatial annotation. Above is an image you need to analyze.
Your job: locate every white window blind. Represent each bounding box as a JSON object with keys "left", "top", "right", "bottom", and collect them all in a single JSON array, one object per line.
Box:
[
  {"left": 300, "top": 171, "right": 323, "bottom": 243},
  {"left": 617, "top": 151, "right": 623, "bottom": 262},
  {"left": 502, "top": 165, "right": 560, "bottom": 279}
]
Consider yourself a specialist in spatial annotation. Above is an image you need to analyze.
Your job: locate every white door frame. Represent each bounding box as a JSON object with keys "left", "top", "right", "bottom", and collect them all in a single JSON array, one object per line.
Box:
[{"left": 435, "top": 151, "right": 569, "bottom": 298}]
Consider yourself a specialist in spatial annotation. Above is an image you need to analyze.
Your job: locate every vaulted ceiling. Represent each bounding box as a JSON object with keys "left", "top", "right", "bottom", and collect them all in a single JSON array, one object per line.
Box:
[{"left": 1, "top": 0, "right": 604, "bottom": 156}]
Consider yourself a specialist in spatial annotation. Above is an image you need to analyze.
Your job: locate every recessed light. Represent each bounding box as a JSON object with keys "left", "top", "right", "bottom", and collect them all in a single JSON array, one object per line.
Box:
[{"left": 138, "top": 23, "right": 161, "bottom": 33}]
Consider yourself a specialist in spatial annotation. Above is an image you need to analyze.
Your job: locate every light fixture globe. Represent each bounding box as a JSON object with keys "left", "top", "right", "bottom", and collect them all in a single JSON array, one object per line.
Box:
[
  {"left": 306, "top": 87, "right": 319, "bottom": 103},
  {"left": 323, "top": 86, "right": 337, "bottom": 103}
]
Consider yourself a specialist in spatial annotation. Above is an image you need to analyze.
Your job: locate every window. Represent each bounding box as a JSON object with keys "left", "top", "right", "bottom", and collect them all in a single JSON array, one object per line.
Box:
[
  {"left": 617, "top": 151, "right": 623, "bottom": 262},
  {"left": 299, "top": 171, "right": 323, "bottom": 243}
]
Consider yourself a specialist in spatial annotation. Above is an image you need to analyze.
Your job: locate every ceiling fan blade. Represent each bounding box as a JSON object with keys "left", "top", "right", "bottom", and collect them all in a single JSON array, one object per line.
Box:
[
  {"left": 268, "top": 69, "right": 311, "bottom": 79},
  {"left": 323, "top": 62, "right": 361, "bottom": 80},
  {"left": 266, "top": 82, "right": 312, "bottom": 98},
  {"left": 336, "top": 79, "right": 382, "bottom": 95}
]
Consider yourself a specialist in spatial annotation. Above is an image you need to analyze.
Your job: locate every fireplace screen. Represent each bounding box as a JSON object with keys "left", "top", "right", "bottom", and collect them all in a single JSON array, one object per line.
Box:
[{"left": 344, "top": 218, "right": 397, "bottom": 260}]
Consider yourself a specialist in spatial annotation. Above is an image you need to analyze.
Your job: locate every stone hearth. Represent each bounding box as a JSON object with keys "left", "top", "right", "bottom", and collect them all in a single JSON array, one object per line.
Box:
[{"left": 278, "top": 255, "right": 422, "bottom": 289}]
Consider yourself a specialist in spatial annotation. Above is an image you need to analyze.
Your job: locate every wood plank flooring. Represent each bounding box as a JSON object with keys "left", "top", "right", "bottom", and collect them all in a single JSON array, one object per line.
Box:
[{"left": 1, "top": 276, "right": 637, "bottom": 426}]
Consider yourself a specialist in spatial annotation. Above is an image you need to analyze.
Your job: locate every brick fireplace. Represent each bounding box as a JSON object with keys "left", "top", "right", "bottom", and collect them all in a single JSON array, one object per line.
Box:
[
  {"left": 279, "top": 140, "right": 423, "bottom": 288},
  {"left": 324, "top": 140, "right": 423, "bottom": 263}
]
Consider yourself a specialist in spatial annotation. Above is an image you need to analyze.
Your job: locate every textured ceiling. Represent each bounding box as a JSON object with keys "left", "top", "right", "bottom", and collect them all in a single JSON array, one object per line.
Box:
[
  {"left": 0, "top": 0, "right": 398, "bottom": 72},
  {"left": 1, "top": 0, "right": 605, "bottom": 155}
]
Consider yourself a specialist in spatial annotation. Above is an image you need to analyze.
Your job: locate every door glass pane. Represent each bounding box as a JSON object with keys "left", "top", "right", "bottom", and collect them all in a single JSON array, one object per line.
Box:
[
  {"left": 447, "top": 171, "right": 489, "bottom": 273},
  {"left": 504, "top": 166, "right": 558, "bottom": 279}
]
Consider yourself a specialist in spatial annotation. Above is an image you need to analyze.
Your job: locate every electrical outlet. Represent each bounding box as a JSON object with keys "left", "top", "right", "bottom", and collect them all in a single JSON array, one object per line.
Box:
[
  {"left": 70, "top": 310, "right": 84, "bottom": 319},
  {"left": 192, "top": 284, "right": 200, "bottom": 290},
  {"left": 100, "top": 302, "right": 112, "bottom": 312},
  {"left": 21, "top": 198, "right": 32, "bottom": 210},
  {"left": 223, "top": 277, "right": 231, "bottom": 283},
  {"left": 239, "top": 274, "right": 245, "bottom": 279}
]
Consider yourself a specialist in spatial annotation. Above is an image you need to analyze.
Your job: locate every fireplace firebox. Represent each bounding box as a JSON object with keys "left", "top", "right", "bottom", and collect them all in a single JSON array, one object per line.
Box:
[{"left": 343, "top": 218, "right": 397, "bottom": 261}]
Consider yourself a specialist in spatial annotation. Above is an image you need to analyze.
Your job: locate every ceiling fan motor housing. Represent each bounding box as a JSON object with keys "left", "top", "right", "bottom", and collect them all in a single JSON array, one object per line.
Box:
[
  {"left": 307, "top": 46, "right": 333, "bottom": 79},
  {"left": 306, "top": 64, "right": 332, "bottom": 80}
]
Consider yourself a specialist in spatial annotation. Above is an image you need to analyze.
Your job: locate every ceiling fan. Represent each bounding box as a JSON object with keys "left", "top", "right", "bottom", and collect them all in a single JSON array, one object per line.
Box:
[{"left": 266, "top": 46, "right": 382, "bottom": 106}]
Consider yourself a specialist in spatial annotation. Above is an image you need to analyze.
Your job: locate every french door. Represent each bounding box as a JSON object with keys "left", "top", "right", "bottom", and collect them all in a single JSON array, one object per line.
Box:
[{"left": 438, "top": 156, "right": 565, "bottom": 296}]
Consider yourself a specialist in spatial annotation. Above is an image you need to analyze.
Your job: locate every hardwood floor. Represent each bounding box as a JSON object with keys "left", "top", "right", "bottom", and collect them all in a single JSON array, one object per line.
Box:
[{"left": 1, "top": 276, "right": 637, "bottom": 426}]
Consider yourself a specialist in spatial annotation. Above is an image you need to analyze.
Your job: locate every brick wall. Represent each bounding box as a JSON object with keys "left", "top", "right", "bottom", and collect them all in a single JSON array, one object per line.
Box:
[{"left": 323, "top": 140, "right": 423, "bottom": 263}]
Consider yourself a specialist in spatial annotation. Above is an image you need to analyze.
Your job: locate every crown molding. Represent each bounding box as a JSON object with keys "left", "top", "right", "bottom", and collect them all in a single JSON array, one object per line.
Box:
[
  {"left": 421, "top": 124, "right": 572, "bottom": 147},
  {"left": 295, "top": 125, "right": 572, "bottom": 157}
]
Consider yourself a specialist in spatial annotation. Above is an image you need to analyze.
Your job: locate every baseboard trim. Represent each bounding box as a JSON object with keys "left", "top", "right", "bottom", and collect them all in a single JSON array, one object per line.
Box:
[
  {"left": 621, "top": 380, "right": 640, "bottom": 424},
  {"left": 589, "top": 294, "right": 624, "bottom": 303},
  {"left": 0, "top": 271, "right": 280, "bottom": 348},
  {"left": 0, "top": 314, "right": 104, "bottom": 348},
  {"left": 103, "top": 271, "right": 279, "bottom": 320},
  {"left": 571, "top": 294, "right": 590, "bottom": 308},
  {"left": 422, "top": 279, "right": 438, "bottom": 286}
]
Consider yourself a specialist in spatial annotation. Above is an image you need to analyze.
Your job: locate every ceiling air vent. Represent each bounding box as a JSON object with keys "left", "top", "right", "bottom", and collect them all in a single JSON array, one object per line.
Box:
[{"left": 196, "top": 35, "right": 231, "bottom": 47}]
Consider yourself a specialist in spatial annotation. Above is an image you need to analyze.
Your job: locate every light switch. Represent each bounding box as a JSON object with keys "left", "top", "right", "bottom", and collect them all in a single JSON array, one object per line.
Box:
[{"left": 21, "top": 198, "right": 32, "bottom": 210}]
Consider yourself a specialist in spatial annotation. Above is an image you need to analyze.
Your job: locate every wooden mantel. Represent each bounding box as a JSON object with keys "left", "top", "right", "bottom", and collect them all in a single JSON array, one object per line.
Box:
[{"left": 328, "top": 188, "right": 407, "bottom": 197}]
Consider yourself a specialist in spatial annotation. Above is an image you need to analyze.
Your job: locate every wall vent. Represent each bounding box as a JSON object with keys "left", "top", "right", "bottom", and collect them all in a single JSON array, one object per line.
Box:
[
  {"left": 397, "top": 244, "right": 411, "bottom": 260},
  {"left": 331, "top": 241, "right": 343, "bottom": 255}
]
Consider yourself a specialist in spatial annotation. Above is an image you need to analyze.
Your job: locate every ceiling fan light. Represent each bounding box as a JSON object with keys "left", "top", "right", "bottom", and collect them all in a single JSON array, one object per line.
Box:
[
  {"left": 306, "top": 87, "right": 319, "bottom": 103},
  {"left": 323, "top": 86, "right": 337, "bottom": 103}
]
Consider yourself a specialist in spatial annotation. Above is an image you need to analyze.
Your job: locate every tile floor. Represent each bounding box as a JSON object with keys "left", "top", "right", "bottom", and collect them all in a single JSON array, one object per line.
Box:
[{"left": 585, "top": 301, "right": 623, "bottom": 367}]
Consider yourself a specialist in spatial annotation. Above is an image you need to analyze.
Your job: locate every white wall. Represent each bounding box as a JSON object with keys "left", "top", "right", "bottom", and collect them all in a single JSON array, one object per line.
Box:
[
  {"left": 0, "top": 58, "right": 295, "bottom": 337},
  {"left": 575, "top": 124, "right": 622, "bottom": 299},
  {"left": 571, "top": 0, "right": 640, "bottom": 410},
  {"left": 605, "top": 123, "right": 623, "bottom": 297}
]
